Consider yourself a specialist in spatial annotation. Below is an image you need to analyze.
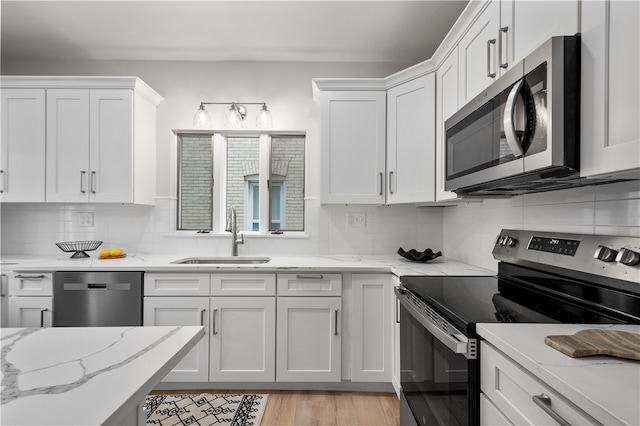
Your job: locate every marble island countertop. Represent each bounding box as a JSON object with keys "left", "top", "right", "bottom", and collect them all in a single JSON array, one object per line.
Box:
[
  {"left": 478, "top": 323, "right": 640, "bottom": 426},
  {"left": 0, "top": 253, "right": 494, "bottom": 277},
  {"left": 1, "top": 326, "right": 204, "bottom": 425}
]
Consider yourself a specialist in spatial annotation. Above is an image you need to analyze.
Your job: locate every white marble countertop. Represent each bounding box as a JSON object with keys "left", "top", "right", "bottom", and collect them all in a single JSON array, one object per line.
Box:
[
  {"left": 477, "top": 323, "right": 640, "bottom": 426},
  {"left": 1, "top": 326, "right": 204, "bottom": 425},
  {"left": 0, "top": 254, "right": 494, "bottom": 277}
]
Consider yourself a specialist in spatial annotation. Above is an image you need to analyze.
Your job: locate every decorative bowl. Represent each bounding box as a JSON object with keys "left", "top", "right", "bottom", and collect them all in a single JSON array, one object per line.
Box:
[{"left": 397, "top": 247, "right": 442, "bottom": 262}]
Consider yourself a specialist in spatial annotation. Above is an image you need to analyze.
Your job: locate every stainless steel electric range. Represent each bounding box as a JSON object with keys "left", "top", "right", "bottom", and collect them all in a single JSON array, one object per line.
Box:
[{"left": 396, "top": 229, "right": 640, "bottom": 426}]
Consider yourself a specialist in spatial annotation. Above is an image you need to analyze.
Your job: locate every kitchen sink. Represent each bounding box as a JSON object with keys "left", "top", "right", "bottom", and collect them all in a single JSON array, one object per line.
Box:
[{"left": 171, "top": 257, "right": 272, "bottom": 265}]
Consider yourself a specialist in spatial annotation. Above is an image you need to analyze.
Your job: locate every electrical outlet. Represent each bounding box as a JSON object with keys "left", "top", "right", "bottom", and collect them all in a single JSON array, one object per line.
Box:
[
  {"left": 78, "top": 212, "right": 94, "bottom": 227},
  {"left": 347, "top": 213, "right": 366, "bottom": 228}
]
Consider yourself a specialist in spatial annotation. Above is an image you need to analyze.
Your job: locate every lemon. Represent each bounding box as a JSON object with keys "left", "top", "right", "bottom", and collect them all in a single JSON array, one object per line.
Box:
[
  {"left": 110, "top": 248, "right": 122, "bottom": 257},
  {"left": 99, "top": 249, "right": 111, "bottom": 257}
]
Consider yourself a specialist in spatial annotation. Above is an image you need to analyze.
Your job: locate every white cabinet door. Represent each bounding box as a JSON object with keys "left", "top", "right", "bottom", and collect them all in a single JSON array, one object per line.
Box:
[
  {"left": 46, "top": 89, "right": 90, "bottom": 203},
  {"left": 209, "top": 297, "right": 276, "bottom": 382},
  {"left": 458, "top": 0, "right": 501, "bottom": 105},
  {"left": 480, "top": 393, "right": 512, "bottom": 426},
  {"left": 276, "top": 297, "right": 341, "bottom": 382},
  {"left": 8, "top": 297, "right": 52, "bottom": 328},
  {"left": 581, "top": 0, "right": 640, "bottom": 178},
  {"left": 351, "top": 274, "right": 393, "bottom": 383},
  {"left": 320, "top": 91, "right": 386, "bottom": 204},
  {"left": 89, "top": 90, "right": 134, "bottom": 203},
  {"left": 435, "top": 48, "right": 461, "bottom": 202},
  {"left": 0, "top": 89, "right": 46, "bottom": 202},
  {"left": 386, "top": 74, "right": 436, "bottom": 204},
  {"left": 143, "top": 297, "right": 210, "bottom": 382},
  {"left": 510, "top": 1, "right": 579, "bottom": 64}
]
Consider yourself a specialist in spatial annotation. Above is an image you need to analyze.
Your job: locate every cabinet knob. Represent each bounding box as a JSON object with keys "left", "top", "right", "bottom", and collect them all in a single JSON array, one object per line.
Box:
[
  {"left": 616, "top": 248, "right": 640, "bottom": 266},
  {"left": 594, "top": 245, "right": 618, "bottom": 263}
]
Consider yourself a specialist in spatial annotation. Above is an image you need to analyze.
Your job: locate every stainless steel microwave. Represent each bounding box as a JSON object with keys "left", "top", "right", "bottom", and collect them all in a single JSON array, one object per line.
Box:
[{"left": 445, "top": 35, "right": 583, "bottom": 196}]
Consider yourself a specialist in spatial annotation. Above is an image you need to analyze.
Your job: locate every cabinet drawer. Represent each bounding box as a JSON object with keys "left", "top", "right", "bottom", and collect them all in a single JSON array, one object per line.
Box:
[
  {"left": 9, "top": 273, "right": 53, "bottom": 296},
  {"left": 481, "top": 341, "right": 598, "bottom": 425},
  {"left": 144, "top": 273, "right": 210, "bottom": 296},
  {"left": 277, "top": 273, "right": 342, "bottom": 296},
  {"left": 211, "top": 274, "right": 276, "bottom": 296}
]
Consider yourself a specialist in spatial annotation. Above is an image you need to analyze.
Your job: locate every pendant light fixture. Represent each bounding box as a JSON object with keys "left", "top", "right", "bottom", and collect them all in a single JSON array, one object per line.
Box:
[{"left": 194, "top": 102, "right": 273, "bottom": 129}]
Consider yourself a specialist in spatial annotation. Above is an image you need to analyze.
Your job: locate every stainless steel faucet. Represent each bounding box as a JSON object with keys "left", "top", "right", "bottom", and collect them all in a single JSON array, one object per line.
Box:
[{"left": 226, "top": 206, "right": 244, "bottom": 256}]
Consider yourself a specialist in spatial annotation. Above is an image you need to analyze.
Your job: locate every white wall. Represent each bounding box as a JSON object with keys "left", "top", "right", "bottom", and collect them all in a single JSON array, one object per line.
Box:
[{"left": 0, "top": 59, "right": 445, "bottom": 258}]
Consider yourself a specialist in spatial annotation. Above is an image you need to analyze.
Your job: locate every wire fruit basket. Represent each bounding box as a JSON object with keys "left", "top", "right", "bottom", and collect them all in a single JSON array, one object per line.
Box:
[{"left": 56, "top": 240, "right": 103, "bottom": 259}]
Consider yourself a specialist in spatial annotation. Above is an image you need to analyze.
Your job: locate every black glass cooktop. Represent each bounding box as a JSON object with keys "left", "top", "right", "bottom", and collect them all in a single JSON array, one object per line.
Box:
[{"left": 400, "top": 271, "right": 636, "bottom": 335}]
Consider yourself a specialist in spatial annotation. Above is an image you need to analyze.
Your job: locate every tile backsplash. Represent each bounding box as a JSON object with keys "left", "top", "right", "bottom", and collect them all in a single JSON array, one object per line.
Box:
[{"left": 1, "top": 181, "right": 638, "bottom": 271}]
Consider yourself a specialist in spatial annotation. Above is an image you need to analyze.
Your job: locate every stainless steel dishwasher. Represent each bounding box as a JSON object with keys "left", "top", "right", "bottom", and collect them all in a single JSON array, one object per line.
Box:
[{"left": 53, "top": 271, "right": 143, "bottom": 326}]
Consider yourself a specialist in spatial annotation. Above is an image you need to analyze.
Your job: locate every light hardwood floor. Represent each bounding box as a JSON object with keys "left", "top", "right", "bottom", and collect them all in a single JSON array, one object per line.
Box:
[{"left": 151, "top": 390, "right": 400, "bottom": 426}]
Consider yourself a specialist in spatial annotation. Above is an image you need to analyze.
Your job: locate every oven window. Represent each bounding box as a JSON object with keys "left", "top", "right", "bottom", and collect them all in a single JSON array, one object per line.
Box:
[{"left": 400, "top": 304, "right": 470, "bottom": 426}]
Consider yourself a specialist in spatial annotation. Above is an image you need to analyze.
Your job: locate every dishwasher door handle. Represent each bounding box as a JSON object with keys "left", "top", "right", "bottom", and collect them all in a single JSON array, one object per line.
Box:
[{"left": 88, "top": 283, "right": 107, "bottom": 289}]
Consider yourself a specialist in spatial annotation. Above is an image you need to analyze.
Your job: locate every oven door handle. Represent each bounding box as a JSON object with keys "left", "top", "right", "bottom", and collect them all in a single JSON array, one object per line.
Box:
[{"left": 395, "top": 288, "right": 471, "bottom": 358}]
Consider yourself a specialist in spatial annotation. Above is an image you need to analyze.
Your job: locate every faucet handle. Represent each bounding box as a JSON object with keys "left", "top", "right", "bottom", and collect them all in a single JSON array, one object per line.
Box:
[{"left": 236, "top": 233, "right": 245, "bottom": 245}]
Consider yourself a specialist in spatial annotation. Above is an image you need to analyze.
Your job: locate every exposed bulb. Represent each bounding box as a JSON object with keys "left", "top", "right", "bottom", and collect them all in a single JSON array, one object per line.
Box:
[
  {"left": 193, "top": 103, "right": 211, "bottom": 128},
  {"left": 256, "top": 103, "right": 273, "bottom": 129}
]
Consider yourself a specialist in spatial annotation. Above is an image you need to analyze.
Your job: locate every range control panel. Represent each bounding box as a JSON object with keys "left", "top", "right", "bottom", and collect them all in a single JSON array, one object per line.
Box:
[
  {"left": 493, "top": 229, "right": 640, "bottom": 285},
  {"left": 528, "top": 236, "right": 580, "bottom": 256}
]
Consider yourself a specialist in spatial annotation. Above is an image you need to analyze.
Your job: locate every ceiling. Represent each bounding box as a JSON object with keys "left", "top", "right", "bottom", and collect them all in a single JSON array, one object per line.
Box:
[{"left": 1, "top": 1, "right": 468, "bottom": 64}]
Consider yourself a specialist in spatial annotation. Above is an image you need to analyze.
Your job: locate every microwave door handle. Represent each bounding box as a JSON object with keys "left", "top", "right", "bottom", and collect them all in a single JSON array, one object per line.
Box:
[{"left": 503, "top": 79, "right": 525, "bottom": 158}]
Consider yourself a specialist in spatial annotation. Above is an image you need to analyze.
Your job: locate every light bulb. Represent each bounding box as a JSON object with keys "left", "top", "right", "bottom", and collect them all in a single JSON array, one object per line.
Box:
[
  {"left": 256, "top": 104, "right": 273, "bottom": 129},
  {"left": 225, "top": 104, "right": 243, "bottom": 128},
  {"left": 193, "top": 104, "right": 211, "bottom": 128}
]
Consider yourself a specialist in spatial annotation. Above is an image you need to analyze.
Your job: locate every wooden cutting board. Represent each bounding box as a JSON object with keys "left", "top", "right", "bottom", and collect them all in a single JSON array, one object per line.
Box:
[{"left": 544, "top": 329, "right": 640, "bottom": 360}]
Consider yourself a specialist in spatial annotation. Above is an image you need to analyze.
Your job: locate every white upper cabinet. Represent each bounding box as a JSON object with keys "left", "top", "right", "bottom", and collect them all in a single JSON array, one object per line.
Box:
[
  {"left": 581, "top": 0, "right": 640, "bottom": 178},
  {"left": 458, "top": 0, "right": 579, "bottom": 106},
  {"left": 386, "top": 74, "right": 436, "bottom": 204},
  {"left": 1, "top": 76, "right": 162, "bottom": 205},
  {"left": 458, "top": 0, "right": 502, "bottom": 106},
  {"left": 435, "top": 48, "right": 460, "bottom": 202},
  {"left": 0, "top": 89, "right": 46, "bottom": 202},
  {"left": 320, "top": 90, "right": 386, "bottom": 204},
  {"left": 509, "top": 1, "right": 579, "bottom": 64}
]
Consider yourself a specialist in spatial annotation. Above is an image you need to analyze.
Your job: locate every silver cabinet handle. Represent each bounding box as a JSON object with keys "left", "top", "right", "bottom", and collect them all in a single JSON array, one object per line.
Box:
[
  {"left": 389, "top": 171, "right": 394, "bottom": 194},
  {"left": 532, "top": 394, "right": 571, "bottom": 426},
  {"left": 499, "top": 26, "right": 509, "bottom": 69},
  {"left": 80, "top": 171, "right": 87, "bottom": 193},
  {"left": 212, "top": 308, "right": 218, "bottom": 335},
  {"left": 396, "top": 295, "right": 400, "bottom": 324},
  {"left": 379, "top": 172, "right": 384, "bottom": 196},
  {"left": 334, "top": 309, "right": 339, "bottom": 336},
  {"left": 90, "top": 171, "right": 97, "bottom": 194},
  {"left": 487, "top": 39, "right": 497, "bottom": 78},
  {"left": 40, "top": 308, "right": 48, "bottom": 327},
  {"left": 200, "top": 309, "right": 206, "bottom": 327},
  {"left": 14, "top": 274, "right": 45, "bottom": 279},
  {"left": 503, "top": 79, "right": 526, "bottom": 158},
  {"left": 1, "top": 274, "right": 7, "bottom": 297},
  {"left": 296, "top": 274, "right": 324, "bottom": 280},
  {"left": 0, "top": 169, "right": 5, "bottom": 193}
]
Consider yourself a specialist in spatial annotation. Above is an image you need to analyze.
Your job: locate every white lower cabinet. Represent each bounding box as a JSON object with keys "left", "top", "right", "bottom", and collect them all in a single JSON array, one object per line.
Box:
[
  {"left": 8, "top": 296, "right": 52, "bottom": 328},
  {"left": 480, "top": 341, "right": 598, "bottom": 425},
  {"left": 391, "top": 276, "right": 401, "bottom": 397},
  {"left": 143, "top": 296, "right": 210, "bottom": 382},
  {"left": 209, "top": 297, "right": 276, "bottom": 382},
  {"left": 351, "top": 274, "right": 393, "bottom": 383},
  {"left": 7, "top": 272, "right": 53, "bottom": 328},
  {"left": 276, "top": 296, "right": 342, "bottom": 382}
]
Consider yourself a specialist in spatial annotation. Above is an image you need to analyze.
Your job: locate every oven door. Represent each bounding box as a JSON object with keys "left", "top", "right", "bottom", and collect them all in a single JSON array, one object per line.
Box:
[{"left": 397, "top": 290, "right": 478, "bottom": 426}]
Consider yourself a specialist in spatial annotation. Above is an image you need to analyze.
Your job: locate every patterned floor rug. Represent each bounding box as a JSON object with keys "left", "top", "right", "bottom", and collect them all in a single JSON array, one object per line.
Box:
[{"left": 145, "top": 393, "right": 268, "bottom": 426}]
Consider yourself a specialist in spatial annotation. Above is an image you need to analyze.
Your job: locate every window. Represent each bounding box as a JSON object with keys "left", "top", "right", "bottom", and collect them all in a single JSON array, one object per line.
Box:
[{"left": 176, "top": 132, "right": 305, "bottom": 233}]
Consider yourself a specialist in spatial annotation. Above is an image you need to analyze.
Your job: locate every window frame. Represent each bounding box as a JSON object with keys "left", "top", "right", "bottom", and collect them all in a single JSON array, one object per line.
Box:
[{"left": 174, "top": 130, "right": 305, "bottom": 235}]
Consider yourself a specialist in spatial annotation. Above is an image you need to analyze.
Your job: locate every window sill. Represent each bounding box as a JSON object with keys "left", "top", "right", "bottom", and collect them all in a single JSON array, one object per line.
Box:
[{"left": 164, "top": 231, "right": 310, "bottom": 240}]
